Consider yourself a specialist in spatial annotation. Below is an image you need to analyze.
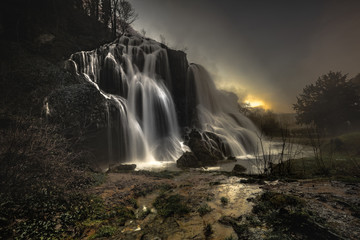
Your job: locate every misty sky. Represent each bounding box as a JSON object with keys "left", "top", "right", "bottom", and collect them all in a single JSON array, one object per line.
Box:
[{"left": 129, "top": 0, "right": 360, "bottom": 112}]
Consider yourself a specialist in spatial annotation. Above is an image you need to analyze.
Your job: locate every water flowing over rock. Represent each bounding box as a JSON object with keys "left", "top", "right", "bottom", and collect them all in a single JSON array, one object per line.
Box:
[
  {"left": 63, "top": 35, "right": 186, "bottom": 169},
  {"left": 187, "top": 64, "right": 260, "bottom": 157},
  {"left": 50, "top": 34, "right": 260, "bottom": 169}
]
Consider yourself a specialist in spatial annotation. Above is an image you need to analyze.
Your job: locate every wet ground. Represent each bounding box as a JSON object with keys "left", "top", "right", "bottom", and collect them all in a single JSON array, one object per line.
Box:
[
  {"left": 263, "top": 179, "right": 360, "bottom": 240},
  {"left": 87, "top": 171, "right": 360, "bottom": 240}
]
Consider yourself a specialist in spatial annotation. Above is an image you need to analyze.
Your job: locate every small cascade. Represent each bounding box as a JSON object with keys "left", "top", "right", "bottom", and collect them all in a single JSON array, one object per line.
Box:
[
  {"left": 69, "top": 35, "right": 184, "bottom": 168},
  {"left": 188, "top": 64, "right": 260, "bottom": 157}
]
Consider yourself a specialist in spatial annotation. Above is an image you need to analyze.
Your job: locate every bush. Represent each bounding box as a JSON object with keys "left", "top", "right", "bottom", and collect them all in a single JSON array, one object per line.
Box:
[
  {"left": 0, "top": 117, "right": 97, "bottom": 239},
  {"left": 221, "top": 197, "right": 229, "bottom": 206}
]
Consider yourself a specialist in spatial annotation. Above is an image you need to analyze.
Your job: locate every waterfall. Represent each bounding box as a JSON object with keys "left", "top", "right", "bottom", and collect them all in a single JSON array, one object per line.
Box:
[
  {"left": 188, "top": 64, "right": 259, "bottom": 157},
  {"left": 69, "top": 36, "right": 185, "bottom": 168},
  {"left": 64, "top": 34, "right": 261, "bottom": 169}
]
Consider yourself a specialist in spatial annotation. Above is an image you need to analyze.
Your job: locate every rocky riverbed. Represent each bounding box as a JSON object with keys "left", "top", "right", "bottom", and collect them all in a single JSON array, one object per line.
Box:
[{"left": 84, "top": 171, "right": 360, "bottom": 240}]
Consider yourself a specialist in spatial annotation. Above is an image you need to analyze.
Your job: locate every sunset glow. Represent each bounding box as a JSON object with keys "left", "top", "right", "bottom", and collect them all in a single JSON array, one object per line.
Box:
[{"left": 245, "top": 96, "right": 270, "bottom": 109}]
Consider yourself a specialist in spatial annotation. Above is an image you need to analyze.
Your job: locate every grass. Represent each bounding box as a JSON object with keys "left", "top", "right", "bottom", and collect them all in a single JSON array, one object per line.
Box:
[
  {"left": 275, "top": 156, "right": 360, "bottom": 182},
  {"left": 269, "top": 131, "right": 360, "bottom": 182},
  {"left": 198, "top": 203, "right": 212, "bottom": 216}
]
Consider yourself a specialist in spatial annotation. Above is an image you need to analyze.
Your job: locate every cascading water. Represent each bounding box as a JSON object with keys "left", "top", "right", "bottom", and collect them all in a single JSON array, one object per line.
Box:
[
  {"left": 188, "top": 64, "right": 260, "bottom": 157},
  {"left": 62, "top": 34, "right": 263, "bottom": 170},
  {"left": 69, "top": 35, "right": 185, "bottom": 168}
]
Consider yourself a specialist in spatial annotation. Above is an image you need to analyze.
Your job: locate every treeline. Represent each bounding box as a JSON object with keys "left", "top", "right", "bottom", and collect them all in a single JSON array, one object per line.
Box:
[
  {"left": 240, "top": 72, "right": 360, "bottom": 137},
  {"left": 82, "top": 0, "right": 137, "bottom": 37},
  {"left": 0, "top": 0, "right": 137, "bottom": 40}
]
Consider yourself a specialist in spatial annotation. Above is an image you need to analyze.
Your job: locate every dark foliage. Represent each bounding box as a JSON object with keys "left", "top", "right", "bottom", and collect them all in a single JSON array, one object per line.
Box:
[
  {"left": 0, "top": 117, "right": 100, "bottom": 239},
  {"left": 244, "top": 108, "right": 283, "bottom": 137},
  {"left": 293, "top": 71, "right": 360, "bottom": 133}
]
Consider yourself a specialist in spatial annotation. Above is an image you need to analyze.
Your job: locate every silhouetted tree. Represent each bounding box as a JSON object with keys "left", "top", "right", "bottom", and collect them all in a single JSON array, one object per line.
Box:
[
  {"left": 85, "top": 0, "right": 100, "bottom": 20},
  {"left": 101, "top": 0, "right": 112, "bottom": 29},
  {"left": 117, "top": 0, "right": 138, "bottom": 35},
  {"left": 293, "top": 71, "right": 360, "bottom": 133},
  {"left": 111, "top": 0, "right": 119, "bottom": 37}
]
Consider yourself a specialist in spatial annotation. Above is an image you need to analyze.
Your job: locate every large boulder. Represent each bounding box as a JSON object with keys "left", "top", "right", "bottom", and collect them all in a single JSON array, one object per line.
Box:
[
  {"left": 176, "top": 152, "right": 200, "bottom": 168},
  {"left": 185, "top": 129, "right": 224, "bottom": 167},
  {"left": 232, "top": 164, "right": 247, "bottom": 173}
]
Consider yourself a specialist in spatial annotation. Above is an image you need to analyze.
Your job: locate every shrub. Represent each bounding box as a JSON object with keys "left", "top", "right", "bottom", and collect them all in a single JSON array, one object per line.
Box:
[
  {"left": 221, "top": 197, "right": 229, "bottom": 206},
  {"left": 198, "top": 203, "right": 212, "bottom": 216}
]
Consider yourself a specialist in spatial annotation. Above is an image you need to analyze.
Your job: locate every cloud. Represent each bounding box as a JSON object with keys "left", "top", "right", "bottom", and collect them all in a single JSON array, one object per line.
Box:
[{"left": 130, "top": 0, "right": 360, "bottom": 112}]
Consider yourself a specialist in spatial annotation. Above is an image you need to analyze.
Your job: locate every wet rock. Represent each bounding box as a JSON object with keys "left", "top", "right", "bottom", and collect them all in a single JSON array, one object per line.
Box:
[
  {"left": 108, "top": 164, "right": 137, "bottom": 172},
  {"left": 176, "top": 152, "right": 201, "bottom": 168},
  {"left": 186, "top": 129, "right": 223, "bottom": 166},
  {"left": 240, "top": 178, "right": 265, "bottom": 185},
  {"left": 232, "top": 164, "right": 247, "bottom": 173}
]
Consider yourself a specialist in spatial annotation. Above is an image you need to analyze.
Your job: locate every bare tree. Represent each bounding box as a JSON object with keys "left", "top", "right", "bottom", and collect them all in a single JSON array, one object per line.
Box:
[
  {"left": 117, "top": 0, "right": 138, "bottom": 35},
  {"left": 101, "top": 0, "right": 112, "bottom": 29},
  {"left": 159, "top": 34, "right": 167, "bottom": 45},
  {"left": 111, "top": 0, "right": 120, "bottom": 37}
]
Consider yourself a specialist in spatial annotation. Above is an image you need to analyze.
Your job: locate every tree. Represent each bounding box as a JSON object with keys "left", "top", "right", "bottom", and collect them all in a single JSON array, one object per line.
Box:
[
  {"left": 293, "top": 71, "right": 360, "bottom": 133},
  {"left": 101, "top": 0, "right": 112, "bottom": 29},
  {"left": 111, "top": 0, "right": 120, "bottom": 37},
  {"left": 117, "top": 0, "right": 138, "bottom": 35}
]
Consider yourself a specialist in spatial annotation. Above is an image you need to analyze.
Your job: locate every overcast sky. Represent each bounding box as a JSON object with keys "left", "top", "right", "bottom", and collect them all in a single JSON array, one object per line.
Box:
[{"left": 129, "top": 0, "right": 360, "bottom": 112}]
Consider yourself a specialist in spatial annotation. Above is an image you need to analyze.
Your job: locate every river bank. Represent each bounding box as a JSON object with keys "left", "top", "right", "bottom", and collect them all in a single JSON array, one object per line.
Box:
[{"left": 79, "top": 170, "right": 360, "bottom": 240}]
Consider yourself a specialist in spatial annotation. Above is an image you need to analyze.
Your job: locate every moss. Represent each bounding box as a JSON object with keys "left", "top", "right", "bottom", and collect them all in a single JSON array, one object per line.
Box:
[
  {"left": 153, "top": 193, "right": 189, "bottom": 218},
  {"left": 198, "top": 203, "right": 212, "bottom": 216},
  {"left": 90, "top": 225, "right": 117, "bottom": 239},
  {"left": 250, "top": 191, "right": 340, "bottom": 239},
  {"left": 221, "top": 197, "right": 229, "bottom": 206},
  {"left": 203, "top": 223, "right": 213, "bottom": 238}
]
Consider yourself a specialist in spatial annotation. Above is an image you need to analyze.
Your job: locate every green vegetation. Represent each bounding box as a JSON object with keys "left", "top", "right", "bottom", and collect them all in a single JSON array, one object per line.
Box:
[
  {"left": 293, "top": 71, "right": 360, "bottom": 133},
  {"left": 198, "top": 203, "right": 212, "bottom": 216},
  {"left": 271, "top": 131, "right": 360, "bottom": 181},
  {"left": 203, "top": 223, "right": 214, "bottom": 238},
  {"left": 153, "top": 193, "right": 190, "bottom": 218},
  {"left": 247, "top": 191, "right": 340, "bottom": 239},
  {"left": 89, "top": 225, "right": 117, "bottom": 239},
  {"left": 220, "top": 197, "right": 229, "bottom": 206}
]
